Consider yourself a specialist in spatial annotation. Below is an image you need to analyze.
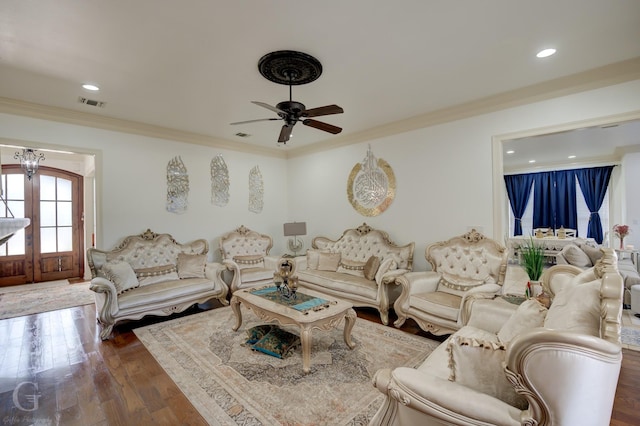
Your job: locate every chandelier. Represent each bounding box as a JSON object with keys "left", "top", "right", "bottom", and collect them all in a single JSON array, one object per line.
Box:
[{"left": 14, "top": 148, "right": 45, "bottom": 180}]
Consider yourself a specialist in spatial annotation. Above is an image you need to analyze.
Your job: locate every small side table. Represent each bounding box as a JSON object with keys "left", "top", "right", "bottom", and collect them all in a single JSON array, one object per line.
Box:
[{"left": 615, "top": 249, "right": 639, "bottom": 272}]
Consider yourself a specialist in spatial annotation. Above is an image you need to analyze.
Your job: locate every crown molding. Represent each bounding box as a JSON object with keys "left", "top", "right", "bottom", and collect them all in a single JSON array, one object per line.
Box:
[
  {"left": 1, "top": 58, "right": 639, "bottom": 161},
  {"left": 287, "top": 57, "right": 640, "bottom": 158},
  {"left": 0, "top": 97, "right": 287, "bottom": 159}
]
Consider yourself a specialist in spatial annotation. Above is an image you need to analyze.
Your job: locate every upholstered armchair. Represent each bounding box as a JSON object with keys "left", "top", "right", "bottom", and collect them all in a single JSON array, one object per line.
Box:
[
  {"left": 394, "top": 229, "right": 508, "bottom": 335},
  {"left": 218, "top": 225, "right": 281, "bottom": 293}
]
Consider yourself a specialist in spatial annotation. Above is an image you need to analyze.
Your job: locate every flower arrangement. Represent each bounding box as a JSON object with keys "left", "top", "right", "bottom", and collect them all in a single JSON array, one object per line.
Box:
[{"left": 613, "top": 224, "right": 630, "bottom": 249}]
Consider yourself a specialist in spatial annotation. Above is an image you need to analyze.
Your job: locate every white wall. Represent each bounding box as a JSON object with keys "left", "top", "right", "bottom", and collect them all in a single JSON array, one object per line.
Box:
[
  {"left": 288, "top": 80, "right": 640, "bottom": 271},
  {"left": 622, "top": 151, "right": 640, "bottom": 249},
  {"left": 0, "top": 113, "right": 289, "bottom": 261},
  {"left": 2, "top": 80, "right": 640, "bottom": 272}
]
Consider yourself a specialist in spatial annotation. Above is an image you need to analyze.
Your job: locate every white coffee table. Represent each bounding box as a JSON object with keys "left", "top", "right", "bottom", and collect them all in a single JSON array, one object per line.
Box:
[{"left": 230, "top": 286, "right": 357, "bottom": 373}]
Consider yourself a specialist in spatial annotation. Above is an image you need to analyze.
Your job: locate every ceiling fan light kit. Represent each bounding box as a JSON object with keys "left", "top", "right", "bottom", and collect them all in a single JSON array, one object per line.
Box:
[{"left": 231, "top": 50, "right": 343, "bottom": 144}]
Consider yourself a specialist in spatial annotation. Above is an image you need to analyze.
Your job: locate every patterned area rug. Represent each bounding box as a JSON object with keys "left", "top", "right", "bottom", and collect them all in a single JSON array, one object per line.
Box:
[
  {"left": 622, "top": 326, "right": 640, "bottom": 351},
  {"left": 135, "top": 306, "right": 440, "bottom": 426},
  {"left": 0, "top": 280, "right": 93, "bottom": 319}
]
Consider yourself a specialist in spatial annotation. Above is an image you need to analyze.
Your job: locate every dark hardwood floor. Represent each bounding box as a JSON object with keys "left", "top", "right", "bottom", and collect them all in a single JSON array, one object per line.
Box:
[{"left": 0, "top": 301, "right": 638, "bottom": 425}]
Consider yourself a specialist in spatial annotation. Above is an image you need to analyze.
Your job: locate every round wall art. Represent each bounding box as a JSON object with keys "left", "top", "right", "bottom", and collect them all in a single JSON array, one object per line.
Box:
[{"left": 347, "top": 145, "right": 396, "bottom": 216}]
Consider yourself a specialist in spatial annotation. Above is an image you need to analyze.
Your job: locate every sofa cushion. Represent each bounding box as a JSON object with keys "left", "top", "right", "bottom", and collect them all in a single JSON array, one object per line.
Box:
[
  {"left": 102, "top": 260, "right": 139, "bottom": 295},
  {"left": 437, "top": 273, "right": 487, "bottom": 297},
  {"left": 297, "top": 270, "right": 378, "bottom": 299},
  {"left": 411, "top": 291, "right": 461, "bottom": 321},
  {"left": 497, "top": 299, "right": 548, "bottom": 346},
  {"left": 337, "top": 258, "right": 366, "bottom": 278},
  {"left": 317, "top": 252, "right": 341, "bottom": 271},
  {"left": 364, "top": 255, "right": 380, "bottom": 281},
  {"left": 233, "top": 254, "right": 265, "bottom": 270},
  {"left": 118, "top": 277, "right": 214, "bottom": 310},
  {"left": 135, "top": 264, "right": 179, "bottom": 286},
  {"left": 239, "top": 267, "right": 274, "bottom": 283},
  {"left": 177, "top": 253, "right": 206, "bottom": 279},
  {"left": 447, "top": 333, "right": 527, "bottom": 409},
  {"left": 544, "top": 279, "right": 601, "bottom": 336},
  {"left": 560, "top": 244, "right": 592, "bottom": 267},
  {"left": 580, "top": 244, "right": 603, "bottom": 265}
]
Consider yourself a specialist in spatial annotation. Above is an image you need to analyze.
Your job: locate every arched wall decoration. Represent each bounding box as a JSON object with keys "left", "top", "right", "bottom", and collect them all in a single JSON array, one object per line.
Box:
[
  {"left": 166, "top": 156, "right": 189, "bottom": 214},
  {"left": 211, "top": 154, "right": 230, "bottom": 206},
  {"left": 347, "top": 145, "right": 396, "bottom": 216},
  {"left": 248, "top": 165, "right": 264, "bottom": 213}
]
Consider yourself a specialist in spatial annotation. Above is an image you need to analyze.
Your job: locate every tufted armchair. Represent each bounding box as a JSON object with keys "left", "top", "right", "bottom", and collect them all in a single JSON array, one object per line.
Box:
[
  {"left": 394, "top": 229, "right": 508, "bottom": 335},
  {"left": 218, "top": 225, "right": 281, "bottom": 293}
]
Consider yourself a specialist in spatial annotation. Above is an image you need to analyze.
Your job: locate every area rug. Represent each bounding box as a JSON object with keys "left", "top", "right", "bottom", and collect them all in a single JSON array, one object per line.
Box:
[
  {"left": 134, "top": 306, "right": 440, "bottom": 426},
  {"left": 622, "top": 326, "right": 640, "bottom": 351},
  {"left": 0, "top": 280, "right": 93, "bottom": 319}
]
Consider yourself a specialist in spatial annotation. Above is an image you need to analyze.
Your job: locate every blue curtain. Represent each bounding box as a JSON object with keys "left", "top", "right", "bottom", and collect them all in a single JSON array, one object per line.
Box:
[
  {"left": 575, "top": 166, "right": 614, "bottom": 244},
  {"left": 504, "top": 174, "right": 535, "bottom": 235},
  {"left": 553, "top": 169, "right": 577, "bottom": 233},
  {"left": 533, "top": 172, "right": 554, "bottom": 230}
]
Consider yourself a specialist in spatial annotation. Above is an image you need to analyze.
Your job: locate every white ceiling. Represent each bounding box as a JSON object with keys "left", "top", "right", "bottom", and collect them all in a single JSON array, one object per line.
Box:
[{"left": 1, "top": 0, "right": 640, "bottom": 154}]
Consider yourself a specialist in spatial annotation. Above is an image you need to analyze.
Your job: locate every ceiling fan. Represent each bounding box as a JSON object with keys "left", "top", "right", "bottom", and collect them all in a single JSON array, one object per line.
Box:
[{"left": 230, "top": 50, "right": 344, "bottom": 144}]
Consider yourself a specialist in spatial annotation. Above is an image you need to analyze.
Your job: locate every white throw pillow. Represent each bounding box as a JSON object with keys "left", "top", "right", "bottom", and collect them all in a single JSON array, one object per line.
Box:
[
  {"left": 102, "top": 260, "right": 139, "bottom": 295},
  {"left": 497, "top": 299, "right": 548, "bottom": 346},
  {"left": 447, "top": 335, "right": 527, "bottom": 409},
  {"left": 306, "top": 249, "right": 326, "bottom": 270},
  {"left": 317, "top": 252, "right": 341, "bottom": 271},
  {"left": 337, "top": 258, "right": 366, "bottom": 278},
  {"left": 177, "top": 253, "right": 206, "bottom": 279},
  {"left": 561, "top": 244, "right": 592, "bottom": 267},
  {"left": 544, "top": 279, "right": 601, "bottom": 336},
  {"left": 580, "top": 244, "right": 603, "bottom": 266},
  {"left": 135, "top": 264, "right": 179, "bottom": 286}
]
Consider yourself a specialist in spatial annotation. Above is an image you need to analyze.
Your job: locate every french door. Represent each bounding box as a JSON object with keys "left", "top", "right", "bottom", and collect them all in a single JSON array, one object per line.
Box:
[{"left": 0, "top": 165, "right": 84, "bottom": 286}]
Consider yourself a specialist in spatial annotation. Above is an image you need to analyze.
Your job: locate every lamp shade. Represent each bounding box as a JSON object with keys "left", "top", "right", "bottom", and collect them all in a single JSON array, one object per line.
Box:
[{"left": 283, "top": 222, "right": 307, "bottom": 237}]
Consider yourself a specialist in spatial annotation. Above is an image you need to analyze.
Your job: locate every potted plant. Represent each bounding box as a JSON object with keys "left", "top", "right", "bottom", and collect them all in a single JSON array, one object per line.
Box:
[{"left": 520, "top": 237, "right": 545, "bottom": 297}]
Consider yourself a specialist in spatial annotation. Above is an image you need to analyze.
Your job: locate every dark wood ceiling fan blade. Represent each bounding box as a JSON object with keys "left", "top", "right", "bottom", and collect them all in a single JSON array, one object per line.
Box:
[
  {"left": 302, "top": 104, "right": 344, "bottom": 118},
  {"left": 278, "top": 124, "right": 293, "bottom": 143},
  {"left": 230, "top": 118, "right": 281, "bottom": 125},
  {"left": 302, "top": 119, "right": 342, "bottom": 134},
  {"left": 252, "top": 101, "right": 285, "bottom": 114}
]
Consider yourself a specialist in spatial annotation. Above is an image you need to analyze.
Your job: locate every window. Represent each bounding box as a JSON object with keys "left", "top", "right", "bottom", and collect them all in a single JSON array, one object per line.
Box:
[{"left": 39, "top": 175, "right": 74, "bottom": 253}]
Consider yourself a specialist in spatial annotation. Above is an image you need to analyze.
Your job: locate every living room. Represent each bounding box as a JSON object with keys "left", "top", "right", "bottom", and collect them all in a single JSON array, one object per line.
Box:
[{"left": 1, "top": 1, "right": 640, "bottom": 424}]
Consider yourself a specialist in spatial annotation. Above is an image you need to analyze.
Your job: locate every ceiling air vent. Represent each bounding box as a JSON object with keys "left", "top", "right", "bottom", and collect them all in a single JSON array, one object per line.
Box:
[
  {"left": 235, "top": 132, "right": 251, "bottom": 138},
  {"left": 78, "top": 97, "right": 106, "bottom": 108}
]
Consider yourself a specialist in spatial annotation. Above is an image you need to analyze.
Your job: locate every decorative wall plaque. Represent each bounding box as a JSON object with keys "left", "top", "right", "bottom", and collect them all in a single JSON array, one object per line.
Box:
[
  {"left": 248, "top": 165, "right": 264, "bottom": 213},
  {"left": 166, "top": 156, "right": 189, "bottom": 214},
  {"left": 211, "top": 154, "right": 230, "bottom": 206},
  {"left": 347, "top": 145, "right": 396, "bottom": 216}
]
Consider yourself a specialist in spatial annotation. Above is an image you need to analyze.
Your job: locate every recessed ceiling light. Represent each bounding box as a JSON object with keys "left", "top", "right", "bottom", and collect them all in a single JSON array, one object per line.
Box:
[
  {"left": 528, "top": 160, "right": 536, "bottom": 163},
  {"left": 506, "top": 150, "right": 515, "bottom": 154},
  {"left": 82, "top": 84, "right": 100, "bottom": 91},
  {"left": 568, "top": 155, "right": 576, "bottom": 159},
  {"left": 536, "top": 48, "right": 556, "bottom": 58}
]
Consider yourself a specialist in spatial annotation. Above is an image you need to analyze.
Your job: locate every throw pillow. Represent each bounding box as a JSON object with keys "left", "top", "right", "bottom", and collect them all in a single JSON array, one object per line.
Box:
[
  {"left": 102, "top": 260, "right": 140, "bottom": 295},
  {"left": 544, "top": 279, "right": 601, "bottom": 336},
  {"left": 337, "top": 258, "right": 366, "bottom": 278},
  {"left": 135, "top": 264, "right": 179, "bottom": 286},
  {"left": 497, "top": 299, "right": 548, "bottom": 346},
  {"left": 317, "top": 252, "right": 341, "bottom": 271},
  {"left": 177, "top": 253, "right": 206, "bottom": 279},
  {"left": 245, "top": 324, "right": 274, "bottom": 344},
  {"left": 561, "top": 244, "right": 592, "bottom": 267},
  {"left": 306, "top": 249, "right": 326, "bottom": 270},
  {"left": 447, "top": 335, "right": 527, "bottom": 409},
  {"left": 233, "top": 255, "right": 265, "bottom": 270},
  {"left": 251, "top": 327, "right": 301, "bottom": 359},
  {"left": 364, "top": 256, "right": 381, "bottom": 281},
  {"left": 580, "top": 244, "right": 603, "bottom": 266}
]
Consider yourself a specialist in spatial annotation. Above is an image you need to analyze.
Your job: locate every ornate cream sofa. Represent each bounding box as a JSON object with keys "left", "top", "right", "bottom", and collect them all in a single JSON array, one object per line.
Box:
[
  {"left": 218, "top": 225, "right": 281, "bottom": 293},
  {"left": 394, "top": 229, "right": 508, "bottom": 336},
  {"left": 87, "top": 229, "right": 229, "bottom": 340},
  {"left": 294, "top": 223, "right": 414, "bottom": 325},
  {"left": 371, "top": 248, "right": 623, "bottom": 426}
]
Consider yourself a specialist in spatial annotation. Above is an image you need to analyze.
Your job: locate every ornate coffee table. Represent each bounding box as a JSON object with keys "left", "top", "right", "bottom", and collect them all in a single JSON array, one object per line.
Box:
[{"left": 230, "top": 286, "right": 357, "bottom": 373}]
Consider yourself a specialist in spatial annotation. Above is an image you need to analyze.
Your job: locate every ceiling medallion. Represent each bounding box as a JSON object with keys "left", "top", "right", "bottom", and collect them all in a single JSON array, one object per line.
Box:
[
  {"left": 347, "top": 146, "right": 396, "bottom": 217},
  {"left": 258, "top": 50, "right": 323, "bottom": 86}
]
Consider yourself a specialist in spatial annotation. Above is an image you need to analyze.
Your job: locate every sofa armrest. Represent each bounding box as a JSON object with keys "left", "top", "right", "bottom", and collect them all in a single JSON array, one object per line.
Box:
[
  {"left": 459, "top": 283, "right": 503, "bottom": 326},
  {"left": 89, "top": 276, "right": 119, "bottom": 320},
  {"left": 372, "top": 367, "right": 521, "bottom": 425},
  {"left": 395, "top": 271, "right": 440, "bottom": 295},
  {"left": 376, "top": 268, "right": 410, "bottom": 285}
]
